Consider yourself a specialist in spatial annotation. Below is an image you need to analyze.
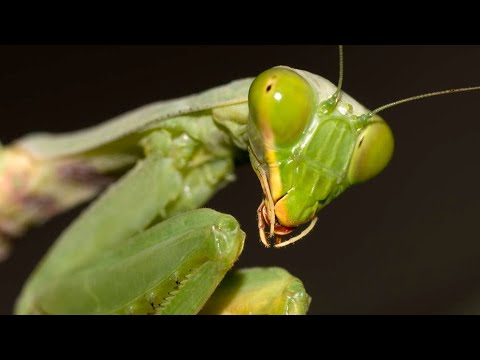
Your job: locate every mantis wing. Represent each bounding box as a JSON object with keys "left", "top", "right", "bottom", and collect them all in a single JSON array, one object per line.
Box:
[{"left": 15, "top": 78, "right": 253, "bottom": 160}]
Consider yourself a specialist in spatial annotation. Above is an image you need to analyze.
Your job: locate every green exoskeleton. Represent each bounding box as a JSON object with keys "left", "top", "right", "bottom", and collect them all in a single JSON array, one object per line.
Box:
[{"left": 2, "top": 46, "right": 479, "bottom": 314}]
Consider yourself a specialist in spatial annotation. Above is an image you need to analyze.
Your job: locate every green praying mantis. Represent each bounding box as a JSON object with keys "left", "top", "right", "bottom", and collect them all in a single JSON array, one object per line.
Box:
[{"left": 1, "top": 46, "right": 479, "bottom": 315}]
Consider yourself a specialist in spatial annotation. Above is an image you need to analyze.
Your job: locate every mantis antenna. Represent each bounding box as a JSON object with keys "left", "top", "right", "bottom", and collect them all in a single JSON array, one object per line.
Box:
[
  {"left": 331, "top": 45, "right": 344, "bottom": 106},
  {"left": 371, "top": 86, "right": 480, "bottom": 115},
  {"left": 336, "top": 45, "right": 344, "bottom": 96}
]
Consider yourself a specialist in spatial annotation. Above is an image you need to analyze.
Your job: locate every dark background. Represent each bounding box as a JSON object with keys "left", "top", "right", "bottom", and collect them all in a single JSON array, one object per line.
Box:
[{"left": 1, "top": 45, "right": 479, "bottom": 315}]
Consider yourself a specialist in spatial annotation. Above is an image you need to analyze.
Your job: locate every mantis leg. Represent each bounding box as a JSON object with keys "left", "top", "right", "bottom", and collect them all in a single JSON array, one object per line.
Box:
[
  {"left": 18, "top": 207, "right": 245, "bottom": 315},
  {"left": 14, "top": 127, "right": 239, "bottom": 314},
  {"left": 202, "top": 267, "right": 311, "bottom": 315}
]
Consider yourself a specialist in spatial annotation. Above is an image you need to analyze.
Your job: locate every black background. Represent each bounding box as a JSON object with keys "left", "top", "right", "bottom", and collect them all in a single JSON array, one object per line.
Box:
[{"left": 1, "top": 45, "right": 480, "bottom": 315}]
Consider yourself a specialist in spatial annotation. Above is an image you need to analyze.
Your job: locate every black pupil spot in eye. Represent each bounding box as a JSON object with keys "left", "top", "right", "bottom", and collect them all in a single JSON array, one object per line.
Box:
[{"left": 266, "top": 85, "right": 272, "bottom": 92}]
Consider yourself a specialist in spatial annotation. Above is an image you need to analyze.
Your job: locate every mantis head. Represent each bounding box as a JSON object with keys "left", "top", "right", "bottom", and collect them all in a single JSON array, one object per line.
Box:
[
  {"left": 248, "top": 65, "right": 394, "bottom": 248},
  {"left": 247, "top": 46, "right": 479, "bottom": 248}
]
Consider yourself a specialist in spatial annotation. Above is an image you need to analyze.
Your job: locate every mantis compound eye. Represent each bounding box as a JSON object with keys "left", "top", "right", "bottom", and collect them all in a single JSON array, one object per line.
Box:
[
  {"left": 248, "top": 67, "right": 316, "bottom": 148},
  {"left": 348, "top": 120, "right": 395, "bottom": 184}
]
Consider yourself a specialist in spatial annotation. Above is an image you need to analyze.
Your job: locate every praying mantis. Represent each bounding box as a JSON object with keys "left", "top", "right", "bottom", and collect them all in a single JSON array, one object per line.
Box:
[{"left": 0, "top": 45, "right": 480, "bottom": 312}]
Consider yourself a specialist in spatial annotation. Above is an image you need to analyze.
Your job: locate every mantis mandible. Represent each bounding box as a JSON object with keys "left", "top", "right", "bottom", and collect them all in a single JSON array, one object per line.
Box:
[{"left": 1, "top": 46, "right": 479, "bottom": 314}]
